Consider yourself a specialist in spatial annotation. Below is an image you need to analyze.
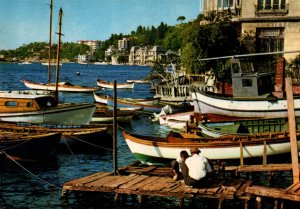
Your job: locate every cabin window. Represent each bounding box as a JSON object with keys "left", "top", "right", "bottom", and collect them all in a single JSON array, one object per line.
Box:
[
  {"left": 5, "top": 101, "right": 18, "bottom": 107},
  {"left": 242, "top": 79, "right": 252, "bottom": 87},
  {"left": 26, "top": 102, "right": 33, "bottom": 107}
]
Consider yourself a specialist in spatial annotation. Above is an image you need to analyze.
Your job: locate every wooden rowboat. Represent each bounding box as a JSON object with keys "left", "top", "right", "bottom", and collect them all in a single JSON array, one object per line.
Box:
[
  {"left": 22, "top": 80, "right": 100, "bottom": 92},
  {"left": 198, "top": 117, "right": 300, "bottom": 138},
  {"left": 122, "top": 130, "right": 300, "bottom": 165},
  {"left": 96, "top": 79, "right": 134, "bottom": 89},
  {"left": 0, "top": 131, "right": 61, "bottom": 162},
  {"left": 93, "top": 92, "right": 160, "bottom": 105},
  {"left": 0, "top": 122, "right": 113, "bottom": 151}
]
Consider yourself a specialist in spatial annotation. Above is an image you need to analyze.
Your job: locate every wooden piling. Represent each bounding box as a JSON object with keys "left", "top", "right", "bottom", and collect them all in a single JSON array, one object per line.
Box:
[
  {"left": 285, "top": 77, "right": 300, "bottom": 183},
  {"left": 113, "top": 80, "right": 118, "bottom": 175}
]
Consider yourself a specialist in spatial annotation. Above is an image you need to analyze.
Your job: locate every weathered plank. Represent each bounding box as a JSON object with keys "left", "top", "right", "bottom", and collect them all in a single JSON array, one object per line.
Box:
[
  {"left": 102, "top": 175, "right": 137, "bottom": 188},
  {"left": 84, "top": 175, "right": 119, "bottom": 188},
  {"left": 118, "top": 175, "right": 148, "bottom": 190},
  {"left": 235, "top": 181, "right": 252, "bottom": 197},
  {"left": 128, "top": 176, "right": 160, "bottom": 191},
  {"left": 64, "top": 172, "right": 112, "bottom": 187}
]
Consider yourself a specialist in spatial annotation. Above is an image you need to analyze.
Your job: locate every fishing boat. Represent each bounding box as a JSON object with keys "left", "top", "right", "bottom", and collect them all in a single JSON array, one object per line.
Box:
[
  {"left": 0, "top": 131, "right": 61, "bottom": 162},
  {"left": 122, "top": 130, "right": 300, "bottom": 165},
  {"left": 93, "top": 92, "right": 160, "bottom": 105},
  {"left": 0, "top": 122, "right": 113, "bottom": 151},
  {"left": 96, "top": 79, "right": 135, "bottom": 89},
  {"left": 22, "top": 80, "right": 100, "bottom": 93},
  {"left": 94, "top": 93, "right": 173, "bottom": 113},
  {"left": 198, "top": 117, "right": 300, "bottom": 138},
  {"left": 192, "top": 58, "right": 300, "bottom": 118},
  {"left": 0, "top": 92, "right": 96, "bottom": 125}
]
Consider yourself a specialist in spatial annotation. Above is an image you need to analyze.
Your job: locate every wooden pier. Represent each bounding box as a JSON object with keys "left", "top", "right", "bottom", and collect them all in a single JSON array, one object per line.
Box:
[{"left": 62, "top": 164, "right": 300, "bottom": 208}]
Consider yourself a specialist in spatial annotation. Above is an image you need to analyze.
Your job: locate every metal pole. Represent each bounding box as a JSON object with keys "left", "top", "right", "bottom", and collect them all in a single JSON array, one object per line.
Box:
[
  {"left": 113, "top": 80, "right": 118, "bottom": 175},
  {"left": 54, "top": 8, "right": 63, "bottom": 103}
]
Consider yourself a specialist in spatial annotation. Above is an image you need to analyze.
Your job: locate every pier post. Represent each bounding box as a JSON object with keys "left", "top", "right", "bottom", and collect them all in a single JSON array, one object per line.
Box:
[
  {"left": 285, "top": 77, "right": 300, "bottom": 183},
  {"left": 178, "top": 197, "right": 184, "bottom": 207},
  {"left": 256, "top": 196, "right": 262, "bottom": 209},
  {"left": 113, "top": 80, "right": 118, "bottom": 175}
]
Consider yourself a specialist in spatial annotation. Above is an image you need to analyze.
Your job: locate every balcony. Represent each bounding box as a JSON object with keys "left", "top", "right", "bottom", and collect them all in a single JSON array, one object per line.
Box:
[{"left": 255, "top": 3, "right": 289, "bottom": 15}]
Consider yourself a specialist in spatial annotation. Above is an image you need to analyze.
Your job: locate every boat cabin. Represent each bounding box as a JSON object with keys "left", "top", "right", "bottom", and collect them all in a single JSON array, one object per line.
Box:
[
  {"left": 0, "top": 93, "right": 57, "bottom": 113},
  {"left": 230, "top": 59, "right": 274, "bottom": 97}
]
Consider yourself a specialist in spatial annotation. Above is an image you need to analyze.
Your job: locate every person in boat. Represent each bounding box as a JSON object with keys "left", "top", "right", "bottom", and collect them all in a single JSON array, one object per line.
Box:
[
  {"left": 173, "top": 148, "right": 212, "bottom": 188},
  {"left": 171, "top": 150, "right": 189, "bottom": 181}
]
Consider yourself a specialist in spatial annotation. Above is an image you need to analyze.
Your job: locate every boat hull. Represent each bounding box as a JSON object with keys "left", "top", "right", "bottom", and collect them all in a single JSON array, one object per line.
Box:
[
  {"left": 0, "top": 132, "right": 61, "bottom": 162},
  {"left": 96, "top": 80, "right": 134, "bottom": 89},
  {"left": 0, "top": 104, "right": 96, "bottom": 125},
  {"left": 123, "top": 131, "right": 300, "bottom": 165},
  {"left": 22, "top": 80, "right": 99, "bottom": 92},
  {"left": 192, "top": 90, "right": 300, "bottom": 118}
]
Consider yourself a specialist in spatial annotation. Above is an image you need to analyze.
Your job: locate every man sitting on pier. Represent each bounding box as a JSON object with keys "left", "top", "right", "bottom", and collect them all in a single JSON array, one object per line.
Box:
[{"left": 172, "top": 148, "right": 212, "bottom": 188}]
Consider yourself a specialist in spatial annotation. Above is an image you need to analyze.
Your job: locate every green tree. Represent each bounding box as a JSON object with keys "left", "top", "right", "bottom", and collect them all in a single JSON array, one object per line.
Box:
[{"left": 177, "top": 16, "right": 186, "bottom": 23}]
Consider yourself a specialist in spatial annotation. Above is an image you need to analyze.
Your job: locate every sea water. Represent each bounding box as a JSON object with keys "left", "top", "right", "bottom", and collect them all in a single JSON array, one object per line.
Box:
[{"left": 0, "top": 63, "right": 297, "bottom": 209}]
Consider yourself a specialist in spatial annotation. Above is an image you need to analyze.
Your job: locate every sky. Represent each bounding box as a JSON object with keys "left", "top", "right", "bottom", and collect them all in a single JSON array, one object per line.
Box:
[{"left": 0, "top": 0, "right": 202, "bottom": 50}]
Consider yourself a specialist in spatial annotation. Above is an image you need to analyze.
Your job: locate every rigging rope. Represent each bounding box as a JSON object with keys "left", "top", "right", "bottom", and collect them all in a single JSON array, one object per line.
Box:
[{"left": 1, "top": 151, "right": 62, "bottom": 190}]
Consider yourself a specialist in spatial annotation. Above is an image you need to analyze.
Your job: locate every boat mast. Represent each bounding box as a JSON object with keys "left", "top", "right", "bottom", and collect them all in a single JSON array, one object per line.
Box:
[
  {"left": 47, "top": 0, "right": 53, "bottom": 84},
  {"left": 54, "top": 8, "right": 63, "bottom": 103}
]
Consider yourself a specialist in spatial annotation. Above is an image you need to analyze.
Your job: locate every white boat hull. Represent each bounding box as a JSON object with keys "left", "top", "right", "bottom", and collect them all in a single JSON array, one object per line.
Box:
[
  {"left": 124, "top": 133, "right": 300, "bottom": 164},
  {"left": 23, "top": 80, "right": 99, "bottom": 92},
  {"left": 96, "top": 80, "right": 135, "bottom": 89},
  {"left": 192, "top": 90, "right": 300, "bottom": 118},
  {"left": 0, "top": 104, "right": 95, "bottom": 125}
]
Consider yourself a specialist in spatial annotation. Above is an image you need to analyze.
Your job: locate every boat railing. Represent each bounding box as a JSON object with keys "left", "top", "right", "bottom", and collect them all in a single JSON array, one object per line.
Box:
[{"left": 155, "top": 84, "right": 191, "bottom": 98}]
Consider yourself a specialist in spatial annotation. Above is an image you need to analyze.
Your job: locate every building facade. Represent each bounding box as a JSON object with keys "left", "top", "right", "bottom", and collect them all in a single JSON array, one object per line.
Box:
[
  {"left": 202, "top": 0, "right": 300, "bottom": 60},
  {"left": 129, "top": 45, "right": 166, "bottom": 65},
  {"left": 76, "top": 40, "right": 102, "bottom": 52}
]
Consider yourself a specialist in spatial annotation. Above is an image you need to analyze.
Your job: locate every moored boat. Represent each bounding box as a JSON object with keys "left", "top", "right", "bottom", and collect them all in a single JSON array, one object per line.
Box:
[
  {"left": 0, "top": 92, "right": 96, "bottom": 125},
  {"left": 96, "top": 79, "right": 135, "bottom": 89},
  {"left": 93, "top": 92, "right": 160, "bottom": 105},
  {"left": 0, "top": 131, "right": 61, "bottom": 162},
  {"left": 192, "top": 58, "right": 300, "bottom": 118},
  {"left": 94, "top": 92, "right": 179, "bottom": 113},
  {"left": 122, "top": 130, "right": 300, "bottom": 165},
  {"left": 198, "top": 117, "right": 300, "bottom": 138},
  {"left": 22, "top": 80, "right": 100, "bottom": 93},
  {"left": 91, "top": 108, "right": 140, "bottom": 123},
  {"left": 126, "top": 79, "right": 150, "bottom": 84}
]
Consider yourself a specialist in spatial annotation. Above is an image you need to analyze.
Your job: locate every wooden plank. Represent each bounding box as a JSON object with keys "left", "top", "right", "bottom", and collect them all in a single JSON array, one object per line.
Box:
[
  {"left": 161, "top": 182, "right": 181, "bottom": 192},
  {"left": 84, "top": 175, "right": 119, "bottom": 188},
  {"left": 64, "top": 172, "right": 112, "bottom": 187},
  {"left": 143, "top": 177, "right": 174, "bottom": 191},
  {"left": 118, "top": 175, "right": 148, "bottom": 189},
  {"left": 285, "top": 77, "right": 300, "bottom": 183},
  {"left": 127, "top": 176, "right": 160, "bottom": 191},
  {"left": 285, "top": 182, "right": 300, "bottom": 194},
  {"left": 102, "top": 175, "right": 137, "bottom": 188},
  {"left": 235, "top": 181, "right": 252, "bottom": 197}
]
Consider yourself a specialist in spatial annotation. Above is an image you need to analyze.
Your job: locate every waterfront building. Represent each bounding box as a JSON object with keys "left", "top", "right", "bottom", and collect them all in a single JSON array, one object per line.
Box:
[
  {"left": 129, "top": 45, "right": 166, "bottom": 65},
  {"left": 118, "top": 38, "right": 131, "bottom": 51},
  {"left": 201, "top": 0, "right": 300, "bottom": 60},
  {"left": 76, "top": 40, "right": 102, "bottom": 52}
]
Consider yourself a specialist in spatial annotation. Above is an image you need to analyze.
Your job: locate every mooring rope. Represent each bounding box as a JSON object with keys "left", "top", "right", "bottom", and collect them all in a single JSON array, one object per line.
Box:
[
  {"left": 67, "top": 136, "right": 113, "bottom": 151},
  {"left": 62, "top": 138, "right": 79, "bottom": 160},
  {"left": 1, "top": 151, "right": 62, "bottom": 190}
]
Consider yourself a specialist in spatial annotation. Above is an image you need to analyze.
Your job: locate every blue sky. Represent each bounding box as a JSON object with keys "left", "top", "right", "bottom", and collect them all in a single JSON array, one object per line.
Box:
[{"left": 0, "top": 0, "right": 202, "bottom": 50}]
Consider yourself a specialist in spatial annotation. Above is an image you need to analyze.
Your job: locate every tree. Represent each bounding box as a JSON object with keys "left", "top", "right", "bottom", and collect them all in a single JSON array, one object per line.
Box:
[{"left": 177, "top": 16, "right": 186, "bottom": 23}]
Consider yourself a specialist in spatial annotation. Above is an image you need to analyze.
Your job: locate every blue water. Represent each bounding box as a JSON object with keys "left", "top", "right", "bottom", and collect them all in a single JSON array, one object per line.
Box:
[{"left": 0, "top": 63, "right": 297, "bottom": 209}]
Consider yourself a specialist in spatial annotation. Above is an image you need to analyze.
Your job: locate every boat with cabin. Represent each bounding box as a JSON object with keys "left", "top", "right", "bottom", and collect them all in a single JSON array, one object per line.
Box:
[
  {"left": 192, "top": 58, "right": 300, "bottom": 118},
  {"left": 0, "top": 92, "right": 95, "bottom": 125}
]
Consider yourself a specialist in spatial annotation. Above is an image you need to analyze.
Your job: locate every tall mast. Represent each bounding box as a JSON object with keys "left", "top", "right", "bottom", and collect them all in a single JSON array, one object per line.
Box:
[
  {"left": 54, "top": 8, "right": 63, "bottom": 103},
  {"left": 47, "top": 0, "right": 53, "bottom": 84}
]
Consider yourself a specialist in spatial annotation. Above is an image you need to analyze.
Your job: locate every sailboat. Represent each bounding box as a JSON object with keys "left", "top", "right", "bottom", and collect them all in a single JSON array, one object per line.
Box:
[
  {"left": 22, "top": 0, "right": 99, "bottom": 93},
  {"left": 1, "top": 8, "right": 96, "bottom": 125}
]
